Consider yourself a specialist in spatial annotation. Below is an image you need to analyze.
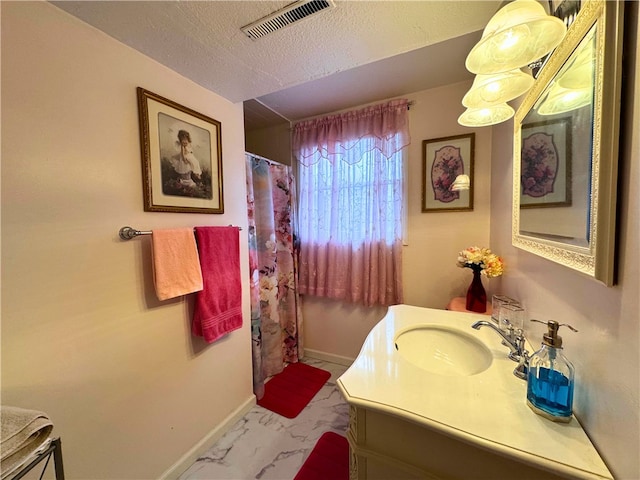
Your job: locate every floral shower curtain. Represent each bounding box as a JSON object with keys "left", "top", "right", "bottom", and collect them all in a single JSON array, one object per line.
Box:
[{"left": 245, "top": 153, "right": 303, "bottom": 399}]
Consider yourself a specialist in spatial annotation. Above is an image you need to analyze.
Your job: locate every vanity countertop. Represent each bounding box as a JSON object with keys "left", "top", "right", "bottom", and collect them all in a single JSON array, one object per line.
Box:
[{"left": 337, "top": 304, "right": 613, "bottom": 480}]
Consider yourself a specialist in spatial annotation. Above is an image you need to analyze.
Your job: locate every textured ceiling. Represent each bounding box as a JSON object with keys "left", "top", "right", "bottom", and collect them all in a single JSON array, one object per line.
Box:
[{"left": 51, "top": 1, "right": 503, "bottom": 129}]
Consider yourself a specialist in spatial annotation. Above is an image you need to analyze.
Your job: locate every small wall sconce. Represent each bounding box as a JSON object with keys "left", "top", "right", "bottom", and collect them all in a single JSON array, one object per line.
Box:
[{"left": 450, "top": 174, "right": 471, "bottom": 191}]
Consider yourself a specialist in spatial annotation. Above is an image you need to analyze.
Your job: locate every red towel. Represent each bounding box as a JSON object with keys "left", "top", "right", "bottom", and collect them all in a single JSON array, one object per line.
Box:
[{"left": 192, "top": 226, "right": 243, "bottom": 343}]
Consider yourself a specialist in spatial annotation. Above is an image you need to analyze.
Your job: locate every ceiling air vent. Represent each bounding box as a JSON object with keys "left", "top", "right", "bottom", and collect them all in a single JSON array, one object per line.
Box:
[{"left": 241, "top": 0, "right": 335, "bottom": 40}]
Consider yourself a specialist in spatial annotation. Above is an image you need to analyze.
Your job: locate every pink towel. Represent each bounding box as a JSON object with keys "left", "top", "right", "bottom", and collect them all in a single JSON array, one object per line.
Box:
[
  {"left": 193, "top": 226, "right": 243, "bottom": 343},
  {"left": 151, "top": 228, "right": 203, "bottom": 301}
]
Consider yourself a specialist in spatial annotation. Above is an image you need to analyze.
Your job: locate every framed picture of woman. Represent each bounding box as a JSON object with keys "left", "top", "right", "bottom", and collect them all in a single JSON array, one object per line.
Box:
[{"left": 137, "top": 87, "right": 224, "bottom": 213}]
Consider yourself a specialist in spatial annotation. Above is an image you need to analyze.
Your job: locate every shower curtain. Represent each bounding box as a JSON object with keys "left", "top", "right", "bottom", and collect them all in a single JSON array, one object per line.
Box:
[{"left": 245, "top": 153, "right": 303, "bottom": 399}]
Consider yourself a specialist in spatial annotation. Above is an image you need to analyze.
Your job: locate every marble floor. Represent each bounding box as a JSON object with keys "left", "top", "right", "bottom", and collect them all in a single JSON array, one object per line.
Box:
[{"left": 178, "top": 358, "right": 350, "bottom": 480}]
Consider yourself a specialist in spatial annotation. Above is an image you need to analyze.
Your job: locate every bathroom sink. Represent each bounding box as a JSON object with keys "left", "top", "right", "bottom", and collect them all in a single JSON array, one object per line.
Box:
[{"left": 394, "top": 325, "right": 492, "bottom": 376}]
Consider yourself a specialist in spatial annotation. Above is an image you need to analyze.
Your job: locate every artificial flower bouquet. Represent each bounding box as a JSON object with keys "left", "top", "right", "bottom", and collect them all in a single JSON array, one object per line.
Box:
[{"left": 456, "top": 246, "right": 504, "bottom": 278}]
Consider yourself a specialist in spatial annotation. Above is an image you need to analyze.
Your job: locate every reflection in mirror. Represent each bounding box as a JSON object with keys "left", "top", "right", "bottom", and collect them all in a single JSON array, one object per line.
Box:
[
  {"left": 519, "top": 26, "right": 595, "bottom": 248},
  {"left": 512, "top": 0, "right": 624, "bottom": 286}
]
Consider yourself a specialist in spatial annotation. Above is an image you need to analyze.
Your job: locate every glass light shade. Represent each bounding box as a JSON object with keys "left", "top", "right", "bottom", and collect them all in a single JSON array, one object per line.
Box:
[
  {"left": 450, "top": 174, "right": 471, "bottom": 191},
  {"left": 466, "top": 0, "right": 567, "bottom": 74},
  {"left": 462, "top": 69, "right": 534, "bottom": 108},
  {"left": 537, "top": 84, "right": 592, "bottom": 115},
  {"left": 557, "top": 43, "right": 594, "bottom": 90},
  {"left": 558, "top": 60, "right": 593, "bottom": 89},
  {"left": 458, "top": 104, "right": 514, "bottom": 127}
]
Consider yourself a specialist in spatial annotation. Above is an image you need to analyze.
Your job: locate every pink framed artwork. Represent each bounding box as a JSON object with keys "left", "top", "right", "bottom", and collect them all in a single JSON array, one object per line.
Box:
[
  {"left": 422, "top": 133, "right": 474, "bottom": 212},
  {"left": 520, "top": 117, "right": 572, "bottom": 209}
]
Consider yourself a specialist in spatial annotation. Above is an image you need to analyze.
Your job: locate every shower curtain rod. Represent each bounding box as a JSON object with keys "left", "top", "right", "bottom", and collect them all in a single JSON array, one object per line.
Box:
[
  {"left": 245, "top": 151, "right": 288, "bottom": 167},
  {"left": 118, "top": 225, "right": 241, "bottom": 241}
]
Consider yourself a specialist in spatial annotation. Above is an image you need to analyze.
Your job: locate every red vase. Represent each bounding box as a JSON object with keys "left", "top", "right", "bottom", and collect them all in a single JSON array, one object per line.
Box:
[{"left": 466, "top": 268, "right": 487, "bottom": 313}]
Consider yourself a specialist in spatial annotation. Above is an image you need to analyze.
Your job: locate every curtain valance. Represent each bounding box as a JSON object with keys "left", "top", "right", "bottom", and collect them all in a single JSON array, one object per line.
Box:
[{"left": 293, "top": 99, "right": 411, "bottom": 166}]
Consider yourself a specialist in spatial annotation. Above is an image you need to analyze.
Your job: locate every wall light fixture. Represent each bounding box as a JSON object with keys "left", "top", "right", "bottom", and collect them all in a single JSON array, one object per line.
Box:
[
  {"left": 450, "top": 174, "right": 471, "bottom": 191},
  {"left": 465, "top": 0, "right": 566, "bottom": 75},
  {"left": 459, "top": 0, "right": 567, "bottom": 127},
  {"left": 462, "top": 69, "right": 534, "bottom": 108},
  {"left": 458, "top": 103, "right": 515, "bottom": 127}
]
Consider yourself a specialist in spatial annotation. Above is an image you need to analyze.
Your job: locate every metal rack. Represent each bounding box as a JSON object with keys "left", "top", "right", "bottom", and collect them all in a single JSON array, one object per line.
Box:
[{"left": 10, "top": 437, "right": 64, "bottom": 480}]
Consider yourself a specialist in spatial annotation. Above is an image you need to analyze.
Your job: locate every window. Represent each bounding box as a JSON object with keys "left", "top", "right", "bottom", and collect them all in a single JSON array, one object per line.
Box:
[
  {"left": 293, "top": 100, "right": 410, "bottom": 306},
  {"left": 298, "top": 138, "right": 404, "bottom": 245}
]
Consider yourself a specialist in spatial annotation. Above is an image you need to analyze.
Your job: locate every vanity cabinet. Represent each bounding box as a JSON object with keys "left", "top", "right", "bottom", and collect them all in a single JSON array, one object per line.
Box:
[
  {"left": 338, "top": 305, "right": 613, "bottom": 480},
  {"left": 348, "top": 406, "right": 567, "bottom": 479}
]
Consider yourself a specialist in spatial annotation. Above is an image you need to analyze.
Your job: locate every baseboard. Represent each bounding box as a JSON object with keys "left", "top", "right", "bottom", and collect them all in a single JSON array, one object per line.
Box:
[
  {"left": 159, "top": 395, "right": 256, "bottom": 480},
  {"left": 304, "top": 348, "right": 355, "bottom": 367}
]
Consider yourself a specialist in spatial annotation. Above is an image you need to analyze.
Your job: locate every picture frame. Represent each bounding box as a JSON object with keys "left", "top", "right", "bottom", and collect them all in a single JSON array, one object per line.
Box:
[
  {"left": 422, "top": 133, "right": 474, "bottom": 212},
  {"left": 520, "top": 117, "right": 572, "bottom": 208},
  {"left": 137, "top": 87, "right": 224, "bottom": 214}
]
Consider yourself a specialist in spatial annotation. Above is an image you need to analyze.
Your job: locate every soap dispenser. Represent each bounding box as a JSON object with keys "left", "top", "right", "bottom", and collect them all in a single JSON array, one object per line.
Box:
[{"left": 526, "top": 319, "right": 578, "bottom": 423}]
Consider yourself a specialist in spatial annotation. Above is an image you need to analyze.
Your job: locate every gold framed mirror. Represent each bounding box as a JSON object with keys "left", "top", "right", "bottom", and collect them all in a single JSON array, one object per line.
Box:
[{"left": 512, "top": 0, "right": 624, "bottom": 286}]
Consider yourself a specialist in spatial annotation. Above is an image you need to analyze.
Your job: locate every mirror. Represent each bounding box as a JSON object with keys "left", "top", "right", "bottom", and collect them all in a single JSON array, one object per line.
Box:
[{"left": 513, "top": 0, "right": 624, "bottom": 286}]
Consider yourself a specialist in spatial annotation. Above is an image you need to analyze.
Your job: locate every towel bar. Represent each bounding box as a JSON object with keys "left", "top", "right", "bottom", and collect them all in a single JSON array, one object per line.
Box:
[{"left": 119, "top": 225, "right": 242, "bottom": 240}]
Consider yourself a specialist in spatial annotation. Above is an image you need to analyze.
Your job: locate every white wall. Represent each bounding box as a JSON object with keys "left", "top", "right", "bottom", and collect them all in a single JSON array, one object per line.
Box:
[
  {"left": 1, "top": 3, "right": 253, "bottom": 478},
  {"left": 302, "top": 81, "right": 494, "bottom": 360},
  {"left": 488, "top": 7, "right": 639, "bottom": 478}
]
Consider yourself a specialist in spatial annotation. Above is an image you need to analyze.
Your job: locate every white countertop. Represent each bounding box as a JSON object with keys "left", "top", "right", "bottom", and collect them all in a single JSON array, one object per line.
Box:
[{"left": 337, "top": 304, "right": 613, "bottom": 480}]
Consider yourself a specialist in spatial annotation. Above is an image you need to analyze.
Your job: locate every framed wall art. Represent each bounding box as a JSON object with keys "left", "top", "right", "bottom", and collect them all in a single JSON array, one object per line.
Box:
[
  {"left": 137, "top": 87, "right": 224, "bottom": 213},
  {"left": 422, "top": 133, "right": 474, "bottom": 212},
  {"left": 520, "top": 117, "right": 572, "bottom": 208}
]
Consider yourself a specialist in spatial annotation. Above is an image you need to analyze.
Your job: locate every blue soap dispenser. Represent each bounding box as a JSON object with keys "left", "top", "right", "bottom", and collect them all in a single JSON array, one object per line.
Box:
[{"left": 526, "top": 319, "right": 578, "bottom": 423}]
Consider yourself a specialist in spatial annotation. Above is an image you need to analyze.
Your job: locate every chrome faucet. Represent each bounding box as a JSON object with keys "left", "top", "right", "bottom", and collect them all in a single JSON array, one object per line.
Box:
[{"left": 471, "top": 320, "right": 529, "bottom": 380}]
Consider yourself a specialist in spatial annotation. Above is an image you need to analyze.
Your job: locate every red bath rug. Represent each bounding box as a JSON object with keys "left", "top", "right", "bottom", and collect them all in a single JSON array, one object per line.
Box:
[
  {"left": 257, "top": 362, "right": 331, "bottom": 419},
  {"left": 293, "top": 432, "right": 349, "bottom": 480}
]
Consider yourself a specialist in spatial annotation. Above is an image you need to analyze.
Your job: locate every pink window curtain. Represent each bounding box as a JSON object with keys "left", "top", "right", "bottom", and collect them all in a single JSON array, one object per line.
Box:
[{"left": 293, "top": 99, "right": 410, "bottom": 307}]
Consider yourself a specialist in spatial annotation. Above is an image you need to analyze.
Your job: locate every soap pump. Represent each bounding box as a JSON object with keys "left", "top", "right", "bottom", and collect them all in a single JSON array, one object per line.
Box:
[{"left": 526, "top": 319, "right": 578, "bottom": 423}]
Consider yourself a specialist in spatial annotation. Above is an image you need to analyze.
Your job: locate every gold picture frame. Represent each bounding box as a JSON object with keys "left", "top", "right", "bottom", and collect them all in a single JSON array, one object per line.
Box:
[
  {"left": 422, "top": 133, "right": 475, "bottom": 212},
  {"left": 137, "top": 87, "right": 224, "bottom": 214}
]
